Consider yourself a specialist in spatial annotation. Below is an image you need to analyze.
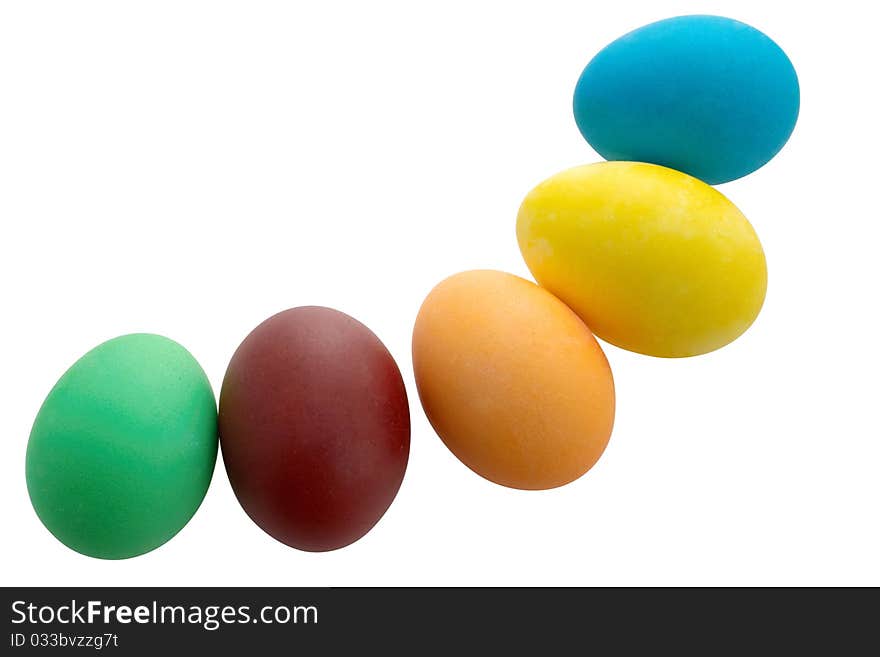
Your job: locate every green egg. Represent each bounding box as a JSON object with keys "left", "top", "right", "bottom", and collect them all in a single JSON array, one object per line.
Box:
[{"left": 26, "top": 334, "right": 218, "bottom": 559}]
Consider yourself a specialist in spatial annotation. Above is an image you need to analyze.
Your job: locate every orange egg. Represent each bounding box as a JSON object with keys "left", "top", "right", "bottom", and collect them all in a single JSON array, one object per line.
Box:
[{"left": 412, "top": 270, "right": 615, "bottom": 490}]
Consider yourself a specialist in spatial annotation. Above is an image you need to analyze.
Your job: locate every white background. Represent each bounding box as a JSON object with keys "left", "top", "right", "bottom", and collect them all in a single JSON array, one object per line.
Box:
[{"left": 1, "top": 0, "right": 877, "bottom": 587}]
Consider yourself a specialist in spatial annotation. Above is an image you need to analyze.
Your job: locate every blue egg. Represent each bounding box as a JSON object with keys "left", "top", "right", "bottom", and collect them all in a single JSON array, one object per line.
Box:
[{"left": 573, "top": 15, "right": 799, "bottom": 184}]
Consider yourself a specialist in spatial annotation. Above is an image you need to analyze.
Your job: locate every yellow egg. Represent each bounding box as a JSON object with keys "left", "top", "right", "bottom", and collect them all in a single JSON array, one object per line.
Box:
[
  {"left": 516, "top": 161, "right": 767, "bottom": 358},
  {"left": 412, "top": 270, "right": 615, "bottom": 490}
]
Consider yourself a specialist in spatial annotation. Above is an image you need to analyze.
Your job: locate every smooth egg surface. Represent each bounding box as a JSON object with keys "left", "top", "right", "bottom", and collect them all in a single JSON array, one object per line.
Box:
[
  {"left": 412, "top": 270, "right": 615, "bottom": 490},
  {"left": 26, "top": 334, "right": 218, "bottom": 559},
  {"left": 573, "top": 15, "right": 799, "bottom": 184},
  {"left": 219, "top": 306, "right": 410, "bottom": 552},
  {"left": 517, "top": 162, "right": 767, "bottom": 358}
]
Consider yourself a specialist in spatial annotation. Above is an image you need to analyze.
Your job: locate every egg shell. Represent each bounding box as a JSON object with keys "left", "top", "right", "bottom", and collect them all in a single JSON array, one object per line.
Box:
[
  {"left": 573, "top": 14, "right": 800, "bottom": 184},
  {"left": 26, "top": 334, "right": 218, "bottom": 560},
  {"left": 517, "top": 161, "right": 767, "bottom": 358},
  {"left": 412, "top": 270, "right": 615, "bottom": 490},
  {"left": 218, "top": 306, "right": 410, "bottom": 552}
]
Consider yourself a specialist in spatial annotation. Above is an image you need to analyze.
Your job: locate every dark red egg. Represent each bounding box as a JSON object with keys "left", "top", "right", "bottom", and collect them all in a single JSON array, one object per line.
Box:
[{"left": 219, "top": 306, "right": 410, "bottom": 552}]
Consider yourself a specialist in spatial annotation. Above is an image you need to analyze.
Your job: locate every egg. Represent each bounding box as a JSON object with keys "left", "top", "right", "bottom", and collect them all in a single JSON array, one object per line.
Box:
[
  {"left": 517, "top": 161, "right": 767, "bottom": 358},
  {"left": 219, "top": 306, "right": 409, "bottom": 552},
  {"left": 26, "top": 334, "right": 218, "bottom": 559},
  {"left": 412, "top": 270, "right": 615, "bottom": 490},
  {"left": 573, "top": 15, "right": 799, "bottom": 184}
]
